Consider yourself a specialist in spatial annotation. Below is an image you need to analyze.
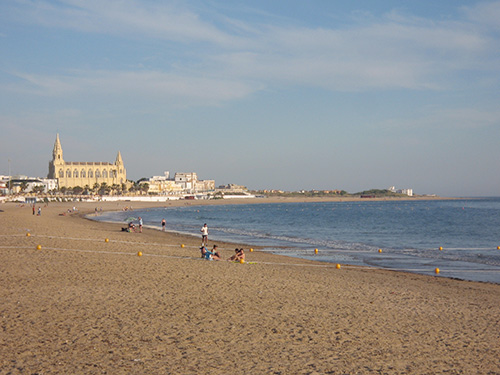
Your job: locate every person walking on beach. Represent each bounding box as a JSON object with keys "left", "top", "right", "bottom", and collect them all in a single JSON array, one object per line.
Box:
[
  {"left": 138, "top": 217, "right": 143, "bottom": 233},
  {"left": 201, "top": 223, "right": 209, "bottom": 246},
  {"left": 37, "top": 207, "right": 41, "bottom": 216},
  {"left": 161, "top": 218, "right": 166, "bottom": 231}
]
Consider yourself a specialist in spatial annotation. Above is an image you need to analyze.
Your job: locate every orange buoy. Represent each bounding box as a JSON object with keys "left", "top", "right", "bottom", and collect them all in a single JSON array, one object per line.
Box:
[
  {"left": 378, "top": 249, "right": 382, "bottom": 253},
  {"left": 26, "top": 233, "right": 31, "bottom": 237},
  {"left": 36, "top": 245, "right": 42, "bottom": 250},
  {"left": 181, "top": 244, "right": 185, "bottom": 248},
  {"left": 137, "top": 251, "right": 143, "bottom": 257},
  {"left": 105, "top": 238, "right": 109, "bottom": 243},
  {"left": 435, "top": 267, "right": 440, "bottom": 274},
  {"left": 336, "top": 263, "right": 341, "bottom": 269},
  {"left": 314, "top": 248, "right": 318, "bottom": 254},
  {"left": 439, "top": 247, "right": 443, "bottom": 251}
]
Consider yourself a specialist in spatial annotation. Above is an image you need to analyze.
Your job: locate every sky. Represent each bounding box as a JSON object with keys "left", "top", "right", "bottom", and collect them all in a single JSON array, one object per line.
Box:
[{"left": 1, "top": 0, "right": 499, "bottom": 196}]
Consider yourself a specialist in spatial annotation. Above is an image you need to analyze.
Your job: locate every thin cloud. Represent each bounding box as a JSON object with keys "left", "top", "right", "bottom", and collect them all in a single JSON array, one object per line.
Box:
[
  {"left": 3, "top": 0, "right": 499, "bottom": 99},
  {"left": 8, "top": 0, "right": 237, "bottom": 45},
  {"left": 7, "top": 69, "right": 261, "bottom": 105},
  {"left": 462, "top": 1, "right": 500, "bottom": 30}
]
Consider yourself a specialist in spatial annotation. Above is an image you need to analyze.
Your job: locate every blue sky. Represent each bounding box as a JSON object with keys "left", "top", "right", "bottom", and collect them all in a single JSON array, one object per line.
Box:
[{"left": 1, "top": 0, "right": 499, "bottom": 196}]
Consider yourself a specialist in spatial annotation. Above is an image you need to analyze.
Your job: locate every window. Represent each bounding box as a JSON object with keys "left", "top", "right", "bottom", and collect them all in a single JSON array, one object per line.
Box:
[
  {"left": 88, "top": 170, "right": 93, "bottom": 178},
  {"left": 102, "top": 170, "right": 108, "bottom": 178},
  {"left": 95, "top": 170, "right": 101, "bottom": 178},
  {"left": 81, "top": 169, "right": 86, "bottom": 178},
  {"left": 73, "top": 169, "right": 78, "bottom": 178},
  {"left": 59, "top": 169, "right": 64, "bottom": 178},
  {"left": 66, "top": 169, "right": 71, "bottom": 177}
]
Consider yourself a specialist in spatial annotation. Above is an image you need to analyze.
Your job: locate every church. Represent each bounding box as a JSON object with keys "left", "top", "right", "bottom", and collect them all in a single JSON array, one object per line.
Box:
[{"left": 48, "top": 134, "right": 127, "bottom": 189}]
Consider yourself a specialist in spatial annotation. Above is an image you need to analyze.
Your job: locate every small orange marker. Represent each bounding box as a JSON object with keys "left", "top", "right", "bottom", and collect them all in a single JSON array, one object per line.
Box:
[
  {"left": 137, "top": 251, "right": 143, "bottom": 257},
  {"left": 435, "top": 268, "right": 440, "bottom": 274}
]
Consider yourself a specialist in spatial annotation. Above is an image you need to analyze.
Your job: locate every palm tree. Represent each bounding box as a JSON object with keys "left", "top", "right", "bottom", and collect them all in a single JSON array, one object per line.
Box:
[
  {"left": 140, "top": 182, "right": 149, "bottom": 195},
  {"left": 72, "top": 186, "right": 84, "bottom": 195},
  {"left": 19, "top": 181, "right": 28, "bottom": 193},
  {"left": 111, "top": 184, "right": 120, "bottom": 195},
  {"left": 32, "top": 185, "right": 45, "bottom": 195},
  {"left": 100, "top": 182, "right": 111, "bottom": 195}
]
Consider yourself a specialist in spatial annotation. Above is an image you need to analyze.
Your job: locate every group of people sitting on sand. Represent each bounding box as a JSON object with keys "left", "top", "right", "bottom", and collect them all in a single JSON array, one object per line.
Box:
[{"left": 200, "top": 245, "right": 245, "bottom": 262}]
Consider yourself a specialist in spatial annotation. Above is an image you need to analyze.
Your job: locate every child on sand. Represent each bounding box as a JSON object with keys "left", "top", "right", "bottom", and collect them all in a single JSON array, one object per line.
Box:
[{"left": 227, "top": 248, "right": 245, "bottom": 262}]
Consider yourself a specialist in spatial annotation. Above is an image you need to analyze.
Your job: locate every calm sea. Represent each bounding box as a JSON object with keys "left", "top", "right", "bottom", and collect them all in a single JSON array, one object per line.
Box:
[{"left": 93, "top": 198, "right": 500, "bottom": 283}]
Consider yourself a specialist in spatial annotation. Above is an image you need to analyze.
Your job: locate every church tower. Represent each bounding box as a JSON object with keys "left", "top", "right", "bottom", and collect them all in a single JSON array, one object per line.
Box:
[
  {"left": 115, "top": 151, "right": 127, "bottom": 184},
  {"left": 48, "top": 134, "right": 64, "bottom": 179}
]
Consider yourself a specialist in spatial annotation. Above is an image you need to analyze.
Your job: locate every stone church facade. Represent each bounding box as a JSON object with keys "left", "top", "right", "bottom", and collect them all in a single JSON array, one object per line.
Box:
[{"left": 48, "top": 134, "right": 127, "bottom": 189}]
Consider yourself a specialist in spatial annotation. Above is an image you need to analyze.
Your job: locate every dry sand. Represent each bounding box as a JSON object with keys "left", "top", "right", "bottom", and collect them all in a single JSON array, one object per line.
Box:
[{"left": 1, "top": 199, "right": 500, "bottom": 374}]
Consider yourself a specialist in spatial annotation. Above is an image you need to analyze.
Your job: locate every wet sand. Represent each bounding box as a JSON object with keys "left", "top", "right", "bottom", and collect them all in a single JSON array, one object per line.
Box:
[{"left": 1, "top": 200, "right": 499, "bottom": 374}]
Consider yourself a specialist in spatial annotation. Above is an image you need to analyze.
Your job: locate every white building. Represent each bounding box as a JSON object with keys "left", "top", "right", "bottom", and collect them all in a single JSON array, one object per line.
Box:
[
  {"left": 147, "top": 171, "right": 215, "bottom": 195},
  {"left": 388, "top": 186, "right": 413, "bottom": 196},
  {"left": 8, "top": 176, "right": 58, "bottom": 193},
  {"left": 174, "top": 172, "right": 215, "bottom": 193}
]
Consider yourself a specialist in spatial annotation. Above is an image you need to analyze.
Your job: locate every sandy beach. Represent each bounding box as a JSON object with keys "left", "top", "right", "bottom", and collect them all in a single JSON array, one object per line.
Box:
[{"left": 1, "top": 199, "right": 500, "bottom": 374}]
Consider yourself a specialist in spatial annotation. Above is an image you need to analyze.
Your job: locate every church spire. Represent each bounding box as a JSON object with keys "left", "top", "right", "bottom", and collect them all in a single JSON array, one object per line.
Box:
[
  {"left": 52, "top": 133, "right": 63, "bottom": 161},
  {"left": 115, "top": 151, "right": 123, "bottom": 165}
]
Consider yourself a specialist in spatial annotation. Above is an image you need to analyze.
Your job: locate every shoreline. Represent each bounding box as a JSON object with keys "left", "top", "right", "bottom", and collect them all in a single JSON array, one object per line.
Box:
[
  {"left": 2, "top": 200, "right": 500, "bottom": 373},
  {"left": 87, "top": 197, "right": 497, "bottom": 285}
]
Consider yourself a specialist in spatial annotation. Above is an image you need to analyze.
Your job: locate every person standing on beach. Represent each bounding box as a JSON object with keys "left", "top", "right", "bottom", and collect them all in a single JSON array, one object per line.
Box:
[
  {"left": 37, "top": 207, "right": 41, "bottom": 216},
  {"left": 138, "top": 217, "right": 143, "bottom": 233},
  {"left": 201, "top": 223, "right": 208, "bottom": 246},
  {"left": 161, "top": 218, "right": 166, "bottom": 231}
]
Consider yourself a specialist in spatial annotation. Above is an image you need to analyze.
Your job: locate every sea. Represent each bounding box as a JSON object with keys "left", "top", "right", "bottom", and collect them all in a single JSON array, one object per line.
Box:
[{"left": 92, "top": 197, "right": 500, "bottom": 284}]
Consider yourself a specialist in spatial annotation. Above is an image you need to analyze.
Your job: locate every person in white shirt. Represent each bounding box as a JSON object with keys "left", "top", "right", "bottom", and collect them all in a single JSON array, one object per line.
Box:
[{"left": 200, "top": 223, "right": 208, "bottom": 245}]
